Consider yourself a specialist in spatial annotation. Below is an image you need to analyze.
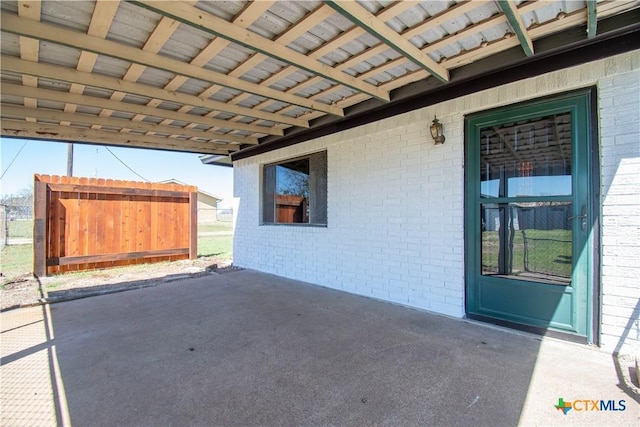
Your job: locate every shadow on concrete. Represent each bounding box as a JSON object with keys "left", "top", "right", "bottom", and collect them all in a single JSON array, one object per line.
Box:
[
  {"left": 4, "top": 270, "right": 638, "bottom": 426},
  {"left": 612, "top": 297, "right": 640, "bottom": 404},
  {"left": 45, "top": 270, "right": 543, "bottom": 426}
]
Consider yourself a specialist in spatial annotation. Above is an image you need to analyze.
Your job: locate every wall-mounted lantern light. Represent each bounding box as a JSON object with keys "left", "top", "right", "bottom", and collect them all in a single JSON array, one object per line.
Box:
[{"left": 430, "top": 116, "right": 445, "bottom": 145}]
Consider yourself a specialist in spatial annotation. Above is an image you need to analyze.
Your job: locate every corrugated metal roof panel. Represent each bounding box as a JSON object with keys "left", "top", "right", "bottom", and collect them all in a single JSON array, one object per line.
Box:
[
  {"left": 93, "top": 54, "right": 133, "bottom": 80},
  {"left": 0, "top": 1, "right": 18, "bottom": 13},
  {"left": 159, "top": 23, "right": 213, "bottom": 63},
  {"left": 81, "top": 86, "right": 114, "bottom": 99},
  {"left": 210, "top": 86, "right": 244, "bottom": 103},
  {"left": 37, "top": 79, "right": 72, "bottom": 93},
  {"left": 194, "top": 1, "right": 248, "bottom": 21},
  {"left": 1, "top": 71, "right": 23, "bottom": 85},
  {"left": 136, "top": 67, "right": 174, "bottom": 89},
  {"left": 40, "top": 0, "right": 92, "bottom": 32},
  {"left": 0, "top": 33, "right": 20, "bottom": 57},
  {"left": 175, "top": 78, "right": 210, "bottom": 97},
  {"left": 37, "top": 100, "right": 65, "bottom": 110},
  {"left": 38, "top": 42, "right": 81, "bottom": 69},
  {"left": 121, "top": 93, "right": 152, "bottom": 106},
  {"left": 107, "top": 110, "right": 134, "bottom": 120},
  {"left": 108, "top": 1, "right": 159, "bottom": 49}
]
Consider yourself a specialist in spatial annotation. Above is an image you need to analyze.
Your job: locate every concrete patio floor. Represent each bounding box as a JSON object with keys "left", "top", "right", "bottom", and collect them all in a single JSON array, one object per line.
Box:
[{"left": 1, "top": 269, "right": 638, "bottom": 426}]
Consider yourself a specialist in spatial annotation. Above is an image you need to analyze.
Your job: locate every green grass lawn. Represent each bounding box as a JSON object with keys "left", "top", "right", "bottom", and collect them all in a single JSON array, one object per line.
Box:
[
  {"left": 1, "top": 244, "right": 33, "bottom": 285},
  {"left": 5, "top": 219, "right": 33, "bottom": 239},
  {"left": 1, "top": 233, "right": 233, "bottom": 285},
  {"left": 198, "top": 222, "right": 233, "bottom": 233},
  {"left": 198, "top": 235, "right": 233, "bottom": 259},
  {"left": 482, "top": 229, "right": 572, "bottom": 278}
]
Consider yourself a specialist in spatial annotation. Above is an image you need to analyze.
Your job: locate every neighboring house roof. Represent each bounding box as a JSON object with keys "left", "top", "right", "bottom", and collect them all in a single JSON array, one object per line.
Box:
[{"left": 159, "top": 179, "right": 222, "bottom": 203}]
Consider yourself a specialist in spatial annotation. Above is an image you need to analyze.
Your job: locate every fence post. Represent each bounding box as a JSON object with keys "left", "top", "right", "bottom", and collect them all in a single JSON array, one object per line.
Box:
[
  {"left": 189, "top": 190, "right": 198, "bottom": 260},
  {"left": 0, "top": 204, "right": 6, "bottom": 248},
  {"left": 189, "top": 191, "right": 198, "bottom": 259},
  {"left": 33, "top": 180, "right": 47, "bottom": 277}
]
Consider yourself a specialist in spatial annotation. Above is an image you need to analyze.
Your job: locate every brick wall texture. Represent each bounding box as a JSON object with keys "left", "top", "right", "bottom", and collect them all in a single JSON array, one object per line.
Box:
[{"left": 233, "top": 51, "right": 639, "bottom": 355}]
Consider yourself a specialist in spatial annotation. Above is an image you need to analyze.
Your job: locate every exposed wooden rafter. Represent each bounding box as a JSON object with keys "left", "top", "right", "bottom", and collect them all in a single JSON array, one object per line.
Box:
[
  {"left": 1, "top": 105, "right": 258, "bottom": 145},
  {"left": 587, "top": 1, "right": 598, "bottom": 38},
  {"left": 1, "top": 83, "right": 273, "bottom": 140},
  {"left": 0, "top": 12, "right": 344, "bottom": 117},
  {"left": 498, "top": 0, "right": 534, "bottom": 56},
  {"left": 1, "top": 56, "right": 294, "bottom": 132},
  {"left": 131, "top": 0, "right": 391, "bottom": 102},
  {"left": 1, "top": 122, "right": 232, "bottom": 155},
  {"left": 324, "top": 0, "right": 449, "bottom": 83},
  {"left": 17, "top": 0, "right": 40, "bottom": 122},
  {"left": 0, "top": 0, "right": 637, "bottom": 155},
  {"left": 63, "top": 0, "right": 120, "bottom": 128}
]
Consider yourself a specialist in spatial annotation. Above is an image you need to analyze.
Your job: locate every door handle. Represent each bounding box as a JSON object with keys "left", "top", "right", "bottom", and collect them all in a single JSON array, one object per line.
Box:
[{"left": 569, "top": 205, "right": 588, "bottom": 231}]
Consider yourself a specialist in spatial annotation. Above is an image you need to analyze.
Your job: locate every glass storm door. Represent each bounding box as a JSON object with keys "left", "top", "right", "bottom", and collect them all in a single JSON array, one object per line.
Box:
[{"left": 465, "top": 91, "right": 594, "bottom": 340}]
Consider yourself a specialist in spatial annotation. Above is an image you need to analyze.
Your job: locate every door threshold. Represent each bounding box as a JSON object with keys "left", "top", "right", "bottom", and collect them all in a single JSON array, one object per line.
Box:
[{"left": 466, "top": 313, "right": 589, "bottom": 345}]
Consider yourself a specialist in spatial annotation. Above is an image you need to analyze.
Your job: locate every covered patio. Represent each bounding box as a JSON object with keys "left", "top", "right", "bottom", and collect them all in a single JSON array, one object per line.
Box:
[{"left": 1, "top": 270, "right": 637, "bottom": 426}]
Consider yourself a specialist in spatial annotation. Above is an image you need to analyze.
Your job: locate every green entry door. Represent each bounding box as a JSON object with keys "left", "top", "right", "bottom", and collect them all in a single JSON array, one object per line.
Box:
[{"left": 465, "top": 90, "right": 595, "bottom": 341}]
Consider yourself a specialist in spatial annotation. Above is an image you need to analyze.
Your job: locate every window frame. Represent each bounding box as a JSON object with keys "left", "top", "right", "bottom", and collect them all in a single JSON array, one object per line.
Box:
[{"left": 261, "top": 151, "right": 327, "bottom": 227}]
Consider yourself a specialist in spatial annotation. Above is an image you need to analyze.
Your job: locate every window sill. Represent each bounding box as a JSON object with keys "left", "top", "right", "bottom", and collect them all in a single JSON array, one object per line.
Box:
[{"left": 261, "top": 223, "right": 327, "bottom": 228}]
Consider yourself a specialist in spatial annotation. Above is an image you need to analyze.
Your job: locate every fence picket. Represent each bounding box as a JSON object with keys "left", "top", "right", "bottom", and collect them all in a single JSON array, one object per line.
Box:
[{"left": 33, "top": 174, "right": 196, "bottom": 275}]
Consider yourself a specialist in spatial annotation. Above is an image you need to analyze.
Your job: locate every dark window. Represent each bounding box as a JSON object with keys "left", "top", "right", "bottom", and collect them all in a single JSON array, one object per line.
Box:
[{"left": 262, "top": 151, "right": 327, "bottom": 225}]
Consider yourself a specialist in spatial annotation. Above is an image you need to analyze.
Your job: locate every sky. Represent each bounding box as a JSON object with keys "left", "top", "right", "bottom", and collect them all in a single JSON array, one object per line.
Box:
[{"left": 0, "top": 138, "right": 234, "bottom": 206}]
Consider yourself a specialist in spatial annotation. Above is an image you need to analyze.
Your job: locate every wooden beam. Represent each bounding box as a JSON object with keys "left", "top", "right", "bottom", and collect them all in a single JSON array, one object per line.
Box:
[
  {"left": 131, "top": 0, "right": 390, "bottom": 102},
  {"left": 17, "top": 0, "right": 41, "bottom": 121},
  {"left": 164, "top": 1, "right": 275, "bottom": 92},
  {"left": 0, "top": 12, "right": 344, "bottom": 117},
  {"left": 0, "top": 81, "right": 297, "bottom": 137},
  {"left": 1, "top": 104, "right": 257, "bottom": 145},
  {"left": 231, "top": 0, "right": 430, "bottom": 124},
  {"left": 498, "top": 0, "right": 534, "bottom": 56},
  {"left": 45, "top": 183, "right": 192, "bottom": 198},
  {"left": 1, "top": 121, "right": 232, "bottom": 155},
  {"left": 47, "top": 248, "right": 190, "bottom": 266},
  {"left": 189, "top": 191, "right": 197, "bottom": 260},
  {"left": 1, "top": 56, "right": 292, "bottom": 133},
  {"left": 587, "top": 0, "right": 598, "bottom": 38},
  {"left": 324, "top": 0, "right": 449, "bottom": 83}
]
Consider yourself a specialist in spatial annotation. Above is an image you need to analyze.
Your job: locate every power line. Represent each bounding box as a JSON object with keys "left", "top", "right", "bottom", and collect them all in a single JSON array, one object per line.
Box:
[
  {"left": 104, "top": 147, "right": 149, "bottom": 182},
  {"left": 0, "top": 140, "right": 28, "bottom": 180}
]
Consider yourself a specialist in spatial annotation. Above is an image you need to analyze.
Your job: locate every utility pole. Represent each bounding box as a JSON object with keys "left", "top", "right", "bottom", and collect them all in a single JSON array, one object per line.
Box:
[{"left": 66, "top": 143, "right": 74, "bottom": 176}]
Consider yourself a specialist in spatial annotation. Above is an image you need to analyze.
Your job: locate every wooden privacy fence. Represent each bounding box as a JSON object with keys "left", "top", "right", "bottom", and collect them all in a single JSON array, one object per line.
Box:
[{"left": 34, "top": 174, "right": 197, "bottom": 276}]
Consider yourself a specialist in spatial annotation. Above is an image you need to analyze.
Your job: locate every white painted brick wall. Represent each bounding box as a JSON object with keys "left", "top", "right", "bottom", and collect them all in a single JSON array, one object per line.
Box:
[
  {"left": 598, "top": 68, "right": 640, "bottom": 356},
  {"left": 233, "top": 51, "right": 640, "bottom": 354}
]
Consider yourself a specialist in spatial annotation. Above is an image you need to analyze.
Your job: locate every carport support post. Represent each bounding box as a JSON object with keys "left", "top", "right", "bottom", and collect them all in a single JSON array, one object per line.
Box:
[
  {"left": 189, "top": 191, "right": 197, "bottom": 260},
  {"left": 33, "top": 179, "right": 47, "bottom": 277}
]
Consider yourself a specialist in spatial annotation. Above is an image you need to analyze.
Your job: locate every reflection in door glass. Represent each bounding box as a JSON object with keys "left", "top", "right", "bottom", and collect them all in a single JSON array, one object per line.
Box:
[
  {"left": 481, "top": 202, "right": 572, "bottom": 284},
  {"left": 480, "top": 113, "right": 572, "bottom": 198}
]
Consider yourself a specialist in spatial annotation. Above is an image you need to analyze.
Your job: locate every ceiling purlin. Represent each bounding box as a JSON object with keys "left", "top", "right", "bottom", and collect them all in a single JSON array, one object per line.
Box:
[
  {"left": 160, "top": 1, "right": 276, "bottom": 136},
  {"left": 497, "top": 0, "right": 534, "bottom": 56},
  {"left": 280, "top": 0, "right": 592, "bottom": 126},
  {"left": 587, "top": 1, "right": 598, "bottom": 38},
  {"left": 208, "top": 4, "right": 338, "bottom": 125},
  {"left": 129, "top": 0, "right": 390, "bottom": 102},
  {"left": 1, "top": 105, "right": 256, "bottom": 145},
  {"left": 63, "top": 0, "right": 120, "bottom": 129},
  {"left": 324, "top": 0, "right": 450, "bottom": 83},
  {"left": 1, "top": 83, "right": 266, "bottom": 143},
  {"left": 0, "top": 12, "right": 343, "bottom": 117},
  {"left": 230, "top": 0, "right": 421, "bottom": 128},
  {"left": 2, "top": 121, "right": 231, "bottom": 155},
  {"left": 17, "top": 0, "right": 41, "bottom": 122},
  {"left": 0, "top": 56, "right": 294, "bottom": 135},
  {"left": 313, "top": 0, "right": 598, "bottom": 114}
]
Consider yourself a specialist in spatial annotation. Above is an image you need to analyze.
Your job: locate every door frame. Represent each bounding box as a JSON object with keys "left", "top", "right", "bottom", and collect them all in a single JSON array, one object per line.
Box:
[{"left": 463, "top": 88, "right": 600, "bottom": 344}]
